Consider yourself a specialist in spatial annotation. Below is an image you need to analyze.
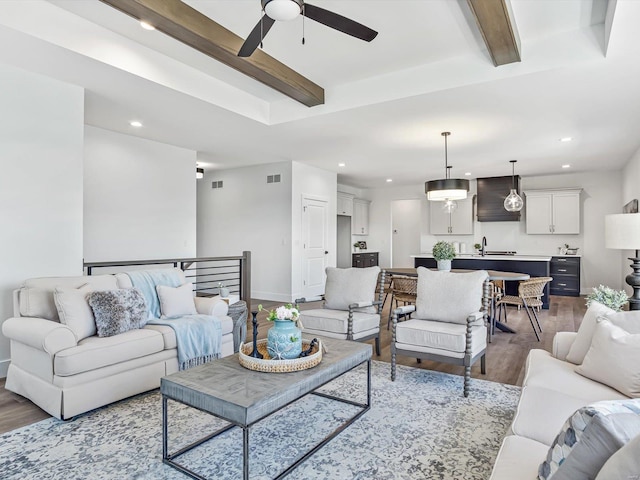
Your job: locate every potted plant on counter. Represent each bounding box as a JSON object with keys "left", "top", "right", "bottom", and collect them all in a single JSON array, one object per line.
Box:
[{"left": 433, "top": 241, "right": 456, "bottom": 271}]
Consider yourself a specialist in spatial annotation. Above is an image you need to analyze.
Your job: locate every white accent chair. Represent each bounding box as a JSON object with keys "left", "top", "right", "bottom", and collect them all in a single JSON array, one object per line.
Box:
[
  {"left": 390, "top": 267, "right": 491, "bottom": 397},
  {"left": 297, "top": 266, "right": 382, "bottom": 356}
]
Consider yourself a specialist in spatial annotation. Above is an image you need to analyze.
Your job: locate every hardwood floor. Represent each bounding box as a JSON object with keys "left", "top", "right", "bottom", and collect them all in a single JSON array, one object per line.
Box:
[{"left": 0, "top": 295, "right": 586, "bottom": 435}]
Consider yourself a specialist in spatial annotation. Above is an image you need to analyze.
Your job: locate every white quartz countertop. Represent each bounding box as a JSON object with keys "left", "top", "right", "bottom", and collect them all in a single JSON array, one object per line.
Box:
[{"left": 411, "top": 254, "right": 553, "bottom": 262}]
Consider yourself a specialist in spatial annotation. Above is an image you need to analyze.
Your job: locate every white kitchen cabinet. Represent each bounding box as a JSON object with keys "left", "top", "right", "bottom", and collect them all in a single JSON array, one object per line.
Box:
[
  {"left": 524, "top": 189, "right": 582, "bottom": 234},
  {"left": 353, "top": 199, "right": 370, "bottom": 235},
  {"left": 337, "top": 192, "right": 354, "bottom": 216},
  {"left": 429, "top": 197, "right": 474, "bottom": 235}
]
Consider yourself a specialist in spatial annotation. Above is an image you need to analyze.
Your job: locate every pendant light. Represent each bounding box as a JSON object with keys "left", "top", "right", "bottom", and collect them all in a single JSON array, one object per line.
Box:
[
  {"left": 504, "top": 160, "right": 523, "bottom": 212},
  {"left": 425, "top": 132, "right": 469, "bottom": 201}
]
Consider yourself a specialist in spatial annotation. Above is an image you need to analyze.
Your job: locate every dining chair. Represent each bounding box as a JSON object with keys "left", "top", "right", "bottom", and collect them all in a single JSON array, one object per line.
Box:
[
  {"left": 495, "top": 277, "right": 553, "bottom": 341},
  {"left": 390, "top": 267, "right": 491, "bottom": 397},
  {"left": 386, "top": 275, "right": 418, "bottom": 330}
]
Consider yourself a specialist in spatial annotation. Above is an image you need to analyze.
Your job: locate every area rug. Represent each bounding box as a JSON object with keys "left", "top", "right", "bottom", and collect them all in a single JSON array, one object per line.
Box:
[{"left": 0, "top": 361, "right": 519, "bottom": 480}]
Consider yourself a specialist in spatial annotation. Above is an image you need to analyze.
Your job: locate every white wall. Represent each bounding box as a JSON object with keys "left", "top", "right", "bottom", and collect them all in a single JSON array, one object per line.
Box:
[
  {"left": 0, "top": 65, "right": 84, "bottom": 377},
  {"left": 83, "top": 126, "right": 197, "bottom": 262},
  {"left": 197, "top": 161, "right": 293, "bottom": 301},
  {"left": 364, "top": 170, "right": 622, "bottom": 292},
  {"left": 620, "top": 145, "right": 640, "bottom": 294},
  {"left": 291, "top": 162, "right": 337, "bottom": 300}
]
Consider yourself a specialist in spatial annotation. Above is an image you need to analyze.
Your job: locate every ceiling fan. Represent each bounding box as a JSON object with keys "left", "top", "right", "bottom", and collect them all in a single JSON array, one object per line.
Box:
[{"left": 238, "top": 0, "right": 378, "bottom": 57}]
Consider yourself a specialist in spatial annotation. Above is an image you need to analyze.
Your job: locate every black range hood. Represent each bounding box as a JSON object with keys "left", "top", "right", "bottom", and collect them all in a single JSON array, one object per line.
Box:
[{"left": 476, "top": 176, "right": 521, "bottom": 222}]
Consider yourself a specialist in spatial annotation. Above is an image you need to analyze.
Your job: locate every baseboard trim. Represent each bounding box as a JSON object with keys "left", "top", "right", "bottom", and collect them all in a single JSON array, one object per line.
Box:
[
  {"left": 251, "top": 291, "right": 293, "bottom": 303},
  {"left": 0, "top": 359, "right": 9, "bottom": 379}
]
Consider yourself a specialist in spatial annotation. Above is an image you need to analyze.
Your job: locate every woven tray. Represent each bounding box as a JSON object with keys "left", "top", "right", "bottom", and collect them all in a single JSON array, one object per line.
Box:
[{"left": 238, "top": 339, "right": 322, "bottom": 373}]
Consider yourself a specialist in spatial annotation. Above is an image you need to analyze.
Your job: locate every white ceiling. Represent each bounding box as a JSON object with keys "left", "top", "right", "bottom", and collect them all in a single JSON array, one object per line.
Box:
[{"left": 2, "top": 0, "right": 639, "bottom": 188}]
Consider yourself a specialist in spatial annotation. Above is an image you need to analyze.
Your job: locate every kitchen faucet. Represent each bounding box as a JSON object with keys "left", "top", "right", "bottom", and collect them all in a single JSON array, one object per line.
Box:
[{"left": 481, "top": 236, "right": 487, "bottom": 256}]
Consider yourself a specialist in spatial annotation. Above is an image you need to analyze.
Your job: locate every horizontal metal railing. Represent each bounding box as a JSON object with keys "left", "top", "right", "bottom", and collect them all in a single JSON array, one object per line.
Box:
[{"left": 84, "top": 251, "right": 251, "bottom": 304}]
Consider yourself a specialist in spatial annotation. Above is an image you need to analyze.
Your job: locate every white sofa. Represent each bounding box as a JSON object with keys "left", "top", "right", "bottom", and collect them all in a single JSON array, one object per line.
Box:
[
  {"left": 490, "top": 307, "right": 639, "bottom": 479},
  {"left": 2, "top": 269, "right": 235, "bottom": 420}
]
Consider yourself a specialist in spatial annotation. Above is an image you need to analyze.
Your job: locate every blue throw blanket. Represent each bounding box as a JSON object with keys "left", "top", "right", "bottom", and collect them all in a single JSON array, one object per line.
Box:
[
  {"left": 125, "top": 269, "right": 183, "bottom": 321},
  {"left": 148, "top": 314, "right": 222, "bottom": 370},
  {"left": 126, "top": 270, "right": 222, "bottom": 370}
]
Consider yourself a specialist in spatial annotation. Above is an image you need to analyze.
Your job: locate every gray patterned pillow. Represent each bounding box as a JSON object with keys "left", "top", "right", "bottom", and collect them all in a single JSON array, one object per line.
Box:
[
  {"left": 538, "top": 399, "right": 640, "bottom": 480},
  {"left": 88, "top": 289, "right": 148, "bottom": 337}
]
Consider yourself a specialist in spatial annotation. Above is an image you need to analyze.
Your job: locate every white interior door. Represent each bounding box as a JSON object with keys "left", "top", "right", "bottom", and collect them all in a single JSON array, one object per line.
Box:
[
  {"left": 392, "top": 199, "right": 422, "bottom": 268},
  {"left": 302, "top": 197, "right": 328, "bottom": 299}
]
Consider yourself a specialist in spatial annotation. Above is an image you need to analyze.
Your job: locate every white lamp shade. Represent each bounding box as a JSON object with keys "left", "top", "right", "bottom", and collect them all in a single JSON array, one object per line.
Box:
[
  {"left": 427, "top": 189, "right": 467, "bottom": 201},
  {"left": 264, "top": 0, "right": 301, "bottom": 21},
  {"left": 605, "top": 213, "right": 640, "bottom": 249}
]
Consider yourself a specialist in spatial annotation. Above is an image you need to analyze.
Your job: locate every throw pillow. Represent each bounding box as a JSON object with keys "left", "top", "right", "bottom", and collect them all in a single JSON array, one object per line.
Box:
[
  {"left": 323, "top": 266, "right": 381, "bottom": 312},
  {"left": 416, "top": 268, "right": 488, "bottom": 324},
  {"left": 156, "top": 283, "right": 197, "bottom": 318},
  {"left": 538, "top": 399, "right": 640, "bottom": 480},
  {"left": 576, "top": 320, "right": 640, "bottom": 398},
  {"left": 88, "top": 289, "right": 147, "bottom": 337},
  {"left": 54, "top": 284, "right": 96, "bottom": 341},
  {"left": 595, "top": 432, "right": 640, "bottom": 479},
  {"left": 565, "top": 301, "right": 615, "bottom": 364}
]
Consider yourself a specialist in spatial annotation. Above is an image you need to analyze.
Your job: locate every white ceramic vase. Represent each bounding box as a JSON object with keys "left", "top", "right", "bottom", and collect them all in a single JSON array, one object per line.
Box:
[{"left": 437, "top": 259, "right": 452, "bottom": 271}]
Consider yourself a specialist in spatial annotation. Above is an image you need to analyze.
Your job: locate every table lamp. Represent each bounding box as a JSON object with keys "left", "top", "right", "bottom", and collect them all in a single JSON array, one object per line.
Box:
[{"left": 605, "top": 213, "right": 640, "bottom": 310}]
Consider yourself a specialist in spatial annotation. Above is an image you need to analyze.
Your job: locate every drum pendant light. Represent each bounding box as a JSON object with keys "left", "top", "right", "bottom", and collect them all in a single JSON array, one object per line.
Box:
[
  {"left": 425, "top": 132, "right": 469, "bottom": 201},
  {"left": 504, "top": 160, "right": 523, "bottom": 212}
]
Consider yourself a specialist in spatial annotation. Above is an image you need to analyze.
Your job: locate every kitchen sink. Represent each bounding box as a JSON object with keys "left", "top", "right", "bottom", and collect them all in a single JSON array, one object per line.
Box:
[{"left": 484, "top": 251, "right": 517, "bottom": 256}]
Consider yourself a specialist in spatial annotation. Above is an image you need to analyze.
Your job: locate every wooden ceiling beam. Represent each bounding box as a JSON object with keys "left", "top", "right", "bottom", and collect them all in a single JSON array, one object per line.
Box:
[
  {"left": 99, "top": 0, "right": 324, "bottom": 107},
  {"left": 467, "top": 0, "right": 521, "bottom": 66}
]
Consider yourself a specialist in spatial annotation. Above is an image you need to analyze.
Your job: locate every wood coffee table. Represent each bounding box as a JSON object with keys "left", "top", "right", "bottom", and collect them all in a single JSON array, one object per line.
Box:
[{"left": 161, "top": 336, "right": 372, "bottom": 480}]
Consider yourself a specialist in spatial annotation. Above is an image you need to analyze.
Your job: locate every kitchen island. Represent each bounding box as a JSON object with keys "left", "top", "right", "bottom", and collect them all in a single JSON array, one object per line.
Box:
[{"left": 411, "top": 254, "right": 552, "bottom": 308}]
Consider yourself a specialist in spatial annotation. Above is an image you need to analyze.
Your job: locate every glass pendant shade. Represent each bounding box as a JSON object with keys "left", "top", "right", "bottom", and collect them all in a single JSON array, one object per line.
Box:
[
  {"left": 442, "top": 199, "right": 458, "bottom": 213},
  {"left": 503, "top": 159, "right": 523, "bottom": 212},
  {"left": 504, "top": 189, "right": 523, "bottom": 211},
  {"left": 263, "top": 0, "right": 302, "bottom": 21},
  {"left": 425, "top": 132, "right": 469, "bottom": 201}
]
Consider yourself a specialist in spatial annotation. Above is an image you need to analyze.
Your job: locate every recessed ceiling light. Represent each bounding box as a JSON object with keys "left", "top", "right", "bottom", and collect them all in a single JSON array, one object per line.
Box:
[
  {"left": 130, "top": 120, "right": 143, "bottom": 127},
  {"left": 338, "top": 163, "right": 345, "bottom": 167},
  {"left": 562, "top": 164, "right": 571, "bottom": 169},
  {"left": 140, "top": 21, "right": 155, "bottom": 31},
  {"left": 386, "top": 178, "right": 393, "bottom": 183},
  {"left": 464, "top": 172, "right": 471, "bottom": 176},
  {"left": 560, "top": 137, "right": 572, "bottom": 142}
]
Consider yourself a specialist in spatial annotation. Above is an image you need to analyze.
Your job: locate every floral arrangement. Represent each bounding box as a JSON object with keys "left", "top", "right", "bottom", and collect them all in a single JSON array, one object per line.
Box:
[
  {"left": 586, "top": 285, "right": 628, "bottom": 312},
  {"left": 432, "top": 241, "right": 457, "bottom": 261},
  {"left": 258, "top": 303, "right": 300, "bottom": 322}
]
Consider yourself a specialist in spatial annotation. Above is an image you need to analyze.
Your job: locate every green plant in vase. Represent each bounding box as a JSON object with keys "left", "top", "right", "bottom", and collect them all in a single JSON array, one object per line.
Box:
[
  {"left": 586, "top": 285, "right": 629, "bottom": 312},
  {"left": 432, "top": 241, "right": 456, "bottom": 271}
]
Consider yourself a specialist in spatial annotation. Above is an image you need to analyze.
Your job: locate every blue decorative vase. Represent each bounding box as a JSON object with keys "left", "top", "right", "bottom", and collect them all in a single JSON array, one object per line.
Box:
[{"left": 267, "top": 320, "right": 302, "bottom": 360}]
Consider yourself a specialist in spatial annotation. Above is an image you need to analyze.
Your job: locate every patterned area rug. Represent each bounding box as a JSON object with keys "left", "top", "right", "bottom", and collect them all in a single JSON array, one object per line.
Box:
[{"left": 0, "top": 362, "right": 519, "bottom": 480}]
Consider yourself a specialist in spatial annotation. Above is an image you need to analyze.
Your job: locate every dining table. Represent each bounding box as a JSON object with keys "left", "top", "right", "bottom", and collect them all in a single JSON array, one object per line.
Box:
[{"left": 380, "top": 267, "right": 530, "bottom": 336}]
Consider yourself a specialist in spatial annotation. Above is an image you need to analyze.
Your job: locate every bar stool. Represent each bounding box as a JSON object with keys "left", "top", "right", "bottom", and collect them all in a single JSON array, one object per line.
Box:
[{"left": 495, "top": 277, "right": 553, "bottom": 341}]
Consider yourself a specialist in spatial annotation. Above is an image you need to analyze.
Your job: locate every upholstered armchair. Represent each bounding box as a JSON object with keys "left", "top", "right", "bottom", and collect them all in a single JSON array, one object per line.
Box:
[
  {"left": 390, "top": 267, "right": 491, "bottom": 397},
  {"left": 296, "top": 266, "right": 382, "bottom": 356}
]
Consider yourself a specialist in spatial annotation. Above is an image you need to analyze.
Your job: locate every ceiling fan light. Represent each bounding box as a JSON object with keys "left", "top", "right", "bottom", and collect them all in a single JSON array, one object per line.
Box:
[
  {"left": 504, "top": 189, "right": 523, "bottom": 212},
  {"left": 263, "top": 0, "right": 302, "bottom": 21}
]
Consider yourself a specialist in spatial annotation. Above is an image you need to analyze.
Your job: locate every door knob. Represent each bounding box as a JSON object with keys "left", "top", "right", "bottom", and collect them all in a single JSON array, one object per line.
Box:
[{"left": 325, "top": 251, "right": 329, "bottom": 254}]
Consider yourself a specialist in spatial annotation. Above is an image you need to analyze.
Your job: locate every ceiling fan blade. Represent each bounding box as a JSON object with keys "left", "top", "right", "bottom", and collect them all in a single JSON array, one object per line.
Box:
[
  {"left": 303, "top": 4, "right": 377, "bottom": 42},
  {"left": 238, "top": 15, "right": 276, "bottom": 57}
]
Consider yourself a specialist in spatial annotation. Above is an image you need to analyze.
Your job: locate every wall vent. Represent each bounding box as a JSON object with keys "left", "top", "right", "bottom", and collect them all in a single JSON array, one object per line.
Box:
[
  {"left": 211, "top": 180, "right": 223, "bottom": 189},
  {"left": 266, "top": 174, "right": 281, "bottom": 184}
]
